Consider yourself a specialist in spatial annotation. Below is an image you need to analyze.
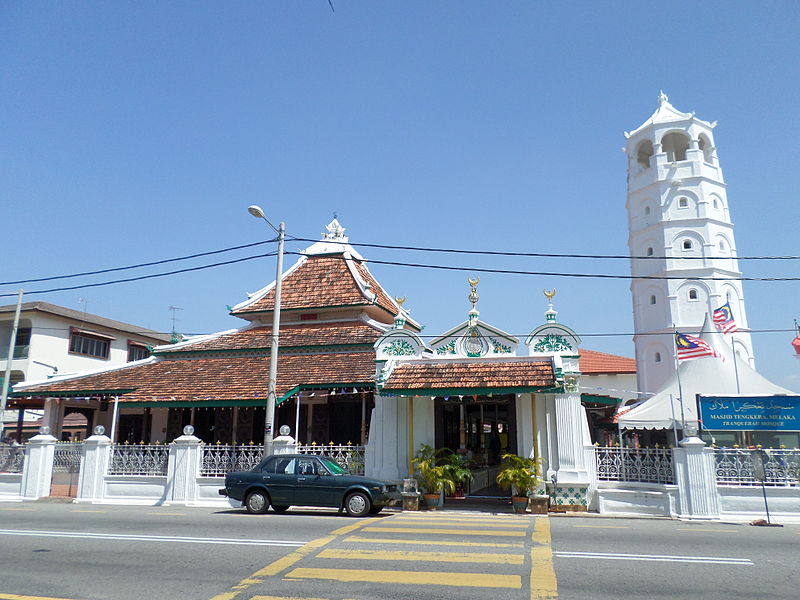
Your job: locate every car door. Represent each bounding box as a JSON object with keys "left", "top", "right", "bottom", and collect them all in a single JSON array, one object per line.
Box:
[
  {"left": 294, "top": 456, "right": 347, "bottom": 507},
  {"left": 260, "top": 456, "right": 296, "bottom": 506}
]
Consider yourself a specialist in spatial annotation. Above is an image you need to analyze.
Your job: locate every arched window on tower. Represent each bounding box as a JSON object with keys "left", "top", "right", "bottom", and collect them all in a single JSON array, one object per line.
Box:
[
  {"left": 649, "top": 295, "right": 657, "bottom": 305},
  {"left": 678, "top": 197, "right": 689, "bottom": 208},
  {"left": 655, "top": 352, "right": 662, "bottom": 363},
  {"left": 636, "top": 140, "right": 654, "bottom": 169},
  {"left": 661, "top": 132, "right": 690, "bottom": 162},
  {"left": 698, "top": 134, "right": 713, "bottom": 163},
  {"left": 682, "top": 239, "right": 693, "bottom": 250},
  {"left": 646, "top": 247, "right": 654, "bottom": 256},
  {"left": 644, "top": 206, "right": 651, "bottom": 216},
  {"left": 688, "top": 289, "right": 699, "bottom": 301}
]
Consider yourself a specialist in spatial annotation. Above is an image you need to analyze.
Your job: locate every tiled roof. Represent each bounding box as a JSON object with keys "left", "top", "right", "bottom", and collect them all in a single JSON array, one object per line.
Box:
[
  {"left": 579, "top": 349, "right": 637, "bottom": 374},
  {"left": 230, "top": 254, "right": 397, "bottom": 317},
  {"left": 383, "top": 360, "right": 555, "bottom": 392},
  {"left": 157, "top": 321, "right": 386, "bottom": 354},
  {"left": 14, "top": 352, "right": 376, "bottom": 402}
]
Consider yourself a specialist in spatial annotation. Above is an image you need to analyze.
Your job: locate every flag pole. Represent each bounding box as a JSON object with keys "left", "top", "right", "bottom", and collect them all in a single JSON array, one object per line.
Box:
[
  {"left": 730, "top": 333, "right": 742, "bottom": 394},
  {"left": 673, "top": 325, "right": 687, "bottom": 431}
]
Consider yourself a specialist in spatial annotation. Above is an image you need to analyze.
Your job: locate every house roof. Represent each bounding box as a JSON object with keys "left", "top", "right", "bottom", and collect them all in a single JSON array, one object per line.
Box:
[
  {"left": 12, "top": 351, "right": 376, "bottom": 404},
  {"left": 382, "top": 359, "right": 555, "bottom": 394},
  {"left": 579, "top": 349, "right": 636, "bottom": 375},
  {"left": 0, "top": 301, "right": 171, "bottom": 343},
  {"left": 155, "top": 320, "right": 388, "bottom": 354}
]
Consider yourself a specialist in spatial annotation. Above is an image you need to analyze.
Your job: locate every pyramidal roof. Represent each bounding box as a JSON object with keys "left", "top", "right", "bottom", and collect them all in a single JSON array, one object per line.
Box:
[
  {"left": 626, "top": 91, "right": 715, "bottom": 138},
  {"left": 230, "top": 219, "right": 416, "bottom": 327},
  {"left": 616, "top": 315, "right": 793, "bottom": 429}
]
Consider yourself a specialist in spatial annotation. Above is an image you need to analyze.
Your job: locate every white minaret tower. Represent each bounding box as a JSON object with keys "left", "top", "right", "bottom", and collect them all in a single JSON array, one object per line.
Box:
[{"left": 625, "top": 92, "right": 755, "bottom": 396}]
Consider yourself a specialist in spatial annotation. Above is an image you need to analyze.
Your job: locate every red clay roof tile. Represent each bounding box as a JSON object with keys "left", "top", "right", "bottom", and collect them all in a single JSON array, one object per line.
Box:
[{"left": 383, "top": 360, "right": 554, "bottom": 391}]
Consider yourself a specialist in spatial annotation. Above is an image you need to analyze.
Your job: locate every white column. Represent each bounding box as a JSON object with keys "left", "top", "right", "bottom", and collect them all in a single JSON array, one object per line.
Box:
[
  {"left": 164, "top": 432, "right": 202, "bottom": 506},
  {"left": 365, "top": 395, "right": 400, "bottom": 481},
  {"left": 673, "top": 436, "right": 721, "bottom": 520},
  {"left": 272, "top": 434, "right": 297, "bottom": 455},
  {"left": 20, "top": 432, "right": 57, "bottom": 500},
  {"left": 76, "top": 432, "right": 111, "bottom": 504},
  {"left": 553, "top": 392, "right": 590, "bottom": 482}
]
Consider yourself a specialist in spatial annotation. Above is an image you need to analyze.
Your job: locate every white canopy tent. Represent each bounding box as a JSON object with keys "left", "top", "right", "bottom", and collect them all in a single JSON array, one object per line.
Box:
[{"left": 616, "top": 317, "right": 793, "bottom": 430}]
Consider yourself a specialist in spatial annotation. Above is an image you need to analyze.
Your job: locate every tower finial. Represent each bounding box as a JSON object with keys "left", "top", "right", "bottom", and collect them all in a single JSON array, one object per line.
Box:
[
  {"left": 393, "top": 297, "right": 407, "bottom": 330},
  {"left": 468, "top": 277, "right": 480, "bottom": 325},
  {"left": 658, "top": 90, "right": 669, "bottom": 105},
  {"left": 543, "top": 289, "right": 557, "bottom": 322}
]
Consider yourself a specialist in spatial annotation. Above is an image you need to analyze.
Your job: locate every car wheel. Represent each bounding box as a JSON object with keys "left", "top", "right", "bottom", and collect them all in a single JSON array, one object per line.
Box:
[
  {"left": 271, "top": 505, "right": 290, "bottom": 513},
  {"left": 344, "top": 491, "right": 371, "bottom": 517},
  {"left": 368, "top": 506, "right": 383, "bottom": 515},
  {"left": 245, "top": 490, "right": 269, "bottom": 514}
]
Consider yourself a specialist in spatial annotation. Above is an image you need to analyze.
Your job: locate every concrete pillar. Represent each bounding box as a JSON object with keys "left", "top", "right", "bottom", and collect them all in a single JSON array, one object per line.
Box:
[
  {"left": 551, "top": 391, "right": 592, "bottom": 510},
  {"left": 164, "top": 430, "right": 202, "bottom": 506},
  {"left": 365, "top": 395, "right": 401, "bottom": 481},
  {"left": 76, "top": 431, "right": 111, "bottom": 504},
  {"left": 673, "top": 436, "right": 721, "bottom": 520},
  {"left": 272, "top": 434, "right": 296, "bottom": 455},
  {"left": 20, "top": 432, "right": 57, "bottom": 500}
]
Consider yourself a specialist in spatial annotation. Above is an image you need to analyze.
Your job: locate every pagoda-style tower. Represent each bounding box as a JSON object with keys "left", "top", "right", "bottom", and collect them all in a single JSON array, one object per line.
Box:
[{"left": 625, "top": 93, "right": 754, "bottom": 396}]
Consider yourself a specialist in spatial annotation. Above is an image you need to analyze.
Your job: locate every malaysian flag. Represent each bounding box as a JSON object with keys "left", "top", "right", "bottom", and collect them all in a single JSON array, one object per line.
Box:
[
  {"left": 675, "top": 332, "right": 722, "bottom": 361},
  {"left": 712, "top": 302, "right": 738, "bottom": 334}
]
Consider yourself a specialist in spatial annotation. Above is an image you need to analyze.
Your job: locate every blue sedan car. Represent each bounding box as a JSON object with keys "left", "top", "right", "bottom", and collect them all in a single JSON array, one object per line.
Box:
[{"left": 220, "top": 454, "right": 397, "bottom": 517}]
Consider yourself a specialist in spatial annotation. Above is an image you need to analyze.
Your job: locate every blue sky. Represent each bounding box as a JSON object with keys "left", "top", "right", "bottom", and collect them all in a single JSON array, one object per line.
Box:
[{"left": 2, "top": 2, "right": 799, "bottom": 392}]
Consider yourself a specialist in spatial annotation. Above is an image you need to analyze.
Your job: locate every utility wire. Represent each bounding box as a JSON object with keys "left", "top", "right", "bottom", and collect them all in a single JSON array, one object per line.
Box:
[
  {"left": 288, "top": 236, "right": 800, "bottom": 262},
  {"left": 0, "top": 238, "right": 277, "bottom": 286}
]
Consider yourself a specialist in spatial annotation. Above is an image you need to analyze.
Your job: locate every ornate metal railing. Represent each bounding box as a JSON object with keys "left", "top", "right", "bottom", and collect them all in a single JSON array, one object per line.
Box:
[
  {"left": 714, "top": 448, "right": 800, "bottom": 487},
  {"left": 200, "top": 444, "right": 264, "bottom": 477},
  {"left": 595, "top": 446, "right": 675, "bottom": 485},
  {"left": 297, "top": 444, "right": 366, "bottom": 475},
  {"left": 0, "top": 443, "right": 25, "bottom": 473},
  {"left": 52, "top": 442, "right": 83, "bottom": 474},
  {"left": 108, "top": 444, "right": 169, "bottom": 476}
]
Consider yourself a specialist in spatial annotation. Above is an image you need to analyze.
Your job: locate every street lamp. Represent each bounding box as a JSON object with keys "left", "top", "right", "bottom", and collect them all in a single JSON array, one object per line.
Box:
[{"left": 248, "top": 205, "right": 285, "bottom": 456}]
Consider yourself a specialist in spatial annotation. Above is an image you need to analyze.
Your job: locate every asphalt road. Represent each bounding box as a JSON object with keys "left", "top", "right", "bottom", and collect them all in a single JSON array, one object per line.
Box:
[{"left": 0, "top": 502, "right": 796, "bottom": 600}]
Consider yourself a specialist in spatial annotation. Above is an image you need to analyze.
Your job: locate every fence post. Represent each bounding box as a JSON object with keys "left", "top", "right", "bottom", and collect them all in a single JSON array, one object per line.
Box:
[
  {"left": 165, "top": 427, "right": 202, "bottom": 506},
  {"left": 673, "top": 436, "right": 721, "bottom": 520},
  {"left": 76, "top": 429, "right": 111, "bottom": 504},
  {"left": 20, "top": 431, "right": 57, "bottom": 500},
  {"left": 273, "top": 433, "right": 296, "bottom": 455}
]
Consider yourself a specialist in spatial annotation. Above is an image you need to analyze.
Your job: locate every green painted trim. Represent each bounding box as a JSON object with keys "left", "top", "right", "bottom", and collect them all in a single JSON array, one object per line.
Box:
[
  {"left": 581, "top": 394, "right": 623, "bottom": 405},
  {"left": 11, "top": 388, "right": 134, "bottom": 398},
  {"left": 153, "top": 343, "right": 372, "bottom": 357},
  {"left": 126, "top": 399, "right": 266, "bottom": 408},
  {"left": 233, "top": 302, "right": 376, "bottom": 316},
  {"left": 380, "top": 385, "right": 560, "bottom": 396}
]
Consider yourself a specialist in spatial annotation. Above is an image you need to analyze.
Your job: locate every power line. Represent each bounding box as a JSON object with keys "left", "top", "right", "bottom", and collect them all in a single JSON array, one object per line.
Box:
[
  {"left": 0, "top": 238, "right": 277, "bottom": 286},
  {"left": 288, "top": 236, "right": 800, "bottom": 262}
]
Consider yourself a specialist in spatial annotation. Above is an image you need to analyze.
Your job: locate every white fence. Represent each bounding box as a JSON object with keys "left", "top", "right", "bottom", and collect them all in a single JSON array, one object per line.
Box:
[
  {"left": 594, "top": 447, "right": 675, "bottom": 485},
  {"left": 714, "top": 448, "right": 799, "bottom": 487},
  {"left": 200, "top": 444, "right": 263, "bottom": 476},
  {"left": 0, "top": 444, "right": 25, "bottom": 474},
  {"left": 296, "top": 444, "right": 366, "bottom": 475},
  {"left": 108, "top": 444, "right": 170, "bottom": 476}
]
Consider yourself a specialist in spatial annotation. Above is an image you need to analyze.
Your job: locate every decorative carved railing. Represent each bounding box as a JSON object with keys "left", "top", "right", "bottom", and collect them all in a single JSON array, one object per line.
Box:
[
  {"left": 52, "top": 442, "right": 83, "bottom": 474},
  {"left": 108, "top": 444, "right": 169, "bottom": 476},
  {"left": 0, "top": 443, "right": 25, "bottom": 473},
  {"left": 595, "top": 447, "right": 675, "bottom": 485},
  {"left": 200, "top": 444, "right": 264, "bottom": 477},
  {"left": 714, "top": 448, "right": 800, "bottom": 487},
  {"left": 297, "top": 444, "right": 366, "bottom": 475}
]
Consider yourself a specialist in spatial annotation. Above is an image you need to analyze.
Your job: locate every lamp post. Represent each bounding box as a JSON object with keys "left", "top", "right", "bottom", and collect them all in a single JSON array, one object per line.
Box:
[{"left": 248, "top": 205, "right": 285, "bottom": 456}]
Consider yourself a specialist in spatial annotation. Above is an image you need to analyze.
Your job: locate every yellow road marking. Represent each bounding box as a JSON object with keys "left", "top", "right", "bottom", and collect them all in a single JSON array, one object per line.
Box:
[
  {"left": 345, "top": 534, "right": 524, "bottom": 548},
  {"left": 286, "top": 567, "right": 522, "bottom": 589},
  {"left": 364, "top": 526, "right": 525, "bottom": 537},
  {"left": 392, "top": 518, "right": 529, "bottom": 528},
  {"left": 676, "top": 528, "right": 738, "bottom": 533},
  {"left": 317, "top": 548, "right": 524, "bottom": 565},
  {"left": 530, "top": 517, "right": 558, "bottom": 599},
  {"left": 207, "top": 517, "right": 380, "bottom": 600},
  {"left": 0, "top": 594, "right": 82, "bottom": 600},
  {"left": 573, "top": 524, "right": 629, "bottom": 529},
  {"left": 250, "top": 597, "right": 330, "bottom": 600}
]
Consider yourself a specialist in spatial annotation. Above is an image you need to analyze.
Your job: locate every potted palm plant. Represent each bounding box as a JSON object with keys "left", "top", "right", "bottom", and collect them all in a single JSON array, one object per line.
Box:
[
  {"left": 495, "top": 453, "right": 543, "bottom": 513},
  {"left": 441, "top": 451, "right": 473, "bottom": 498},
  {"left": 412, "top": 444, "right": 456, "bottom": 509}
]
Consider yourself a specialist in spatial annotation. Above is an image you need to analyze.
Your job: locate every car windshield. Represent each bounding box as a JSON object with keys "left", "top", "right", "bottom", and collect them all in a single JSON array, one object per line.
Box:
[{"left": 319, "top": 456, "right": 347, "bottom": 475}]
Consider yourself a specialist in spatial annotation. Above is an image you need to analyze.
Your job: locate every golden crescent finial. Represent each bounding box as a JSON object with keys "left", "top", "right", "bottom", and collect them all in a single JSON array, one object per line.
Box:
[
  {"left": 544, "top": 289, "right": 556, "bottom": 301},
  {"left": 468, "top": 277, "right": 480, "bottom": 287},
  {"left": 395, "top": 296, "right": 406, "bottom": 307}
]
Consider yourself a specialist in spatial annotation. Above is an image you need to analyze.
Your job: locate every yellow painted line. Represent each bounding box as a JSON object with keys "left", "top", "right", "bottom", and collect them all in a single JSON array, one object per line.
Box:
[
  {"left": 250, "top": 597, "right": 330, "bottom": 600},
  {"left": 530, "top": 517, "right": 558, "bottom": 599},
  {"left": 345, "top": 535, "right": 524, "bottom": 548},
  {"left": 676, "top": 528, "right": 738, "bottom": 533},
  {"left": 573, "top": 524, "right": 629, "bottom": 529},
  {"left": 207, "top": 517, "right": 380, "bottom": 600},
  {"left": 364, "top": 526, "right": 525, "bottom": 537},
  {"left": 392, "top": 518, "right": 529, "bottom": 528},
  {"left": 318, "top": 548, "right": 524, "bottom": 565},
  {"left": 0, "top": 594, "right": 83, "bottom": 600},
  {"left": 286, "top": 567, "right": 522, "bottom": 589}
]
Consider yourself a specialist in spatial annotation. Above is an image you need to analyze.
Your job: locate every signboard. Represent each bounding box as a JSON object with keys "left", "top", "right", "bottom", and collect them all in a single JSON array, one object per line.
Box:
[{"left": 697, "top": 395, "right": 800, "bottom": 432}]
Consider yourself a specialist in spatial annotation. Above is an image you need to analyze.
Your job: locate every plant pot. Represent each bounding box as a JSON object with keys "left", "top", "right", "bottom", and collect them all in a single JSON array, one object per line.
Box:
[
  {"left": 511, "top": 496, "right": 529, "bottom": 513},
  {"left": 529, "top": 495, "right": 549, "bottom": 514},
  {"left": 422, "top": 493, "right": 440, "bottom": 510}
]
